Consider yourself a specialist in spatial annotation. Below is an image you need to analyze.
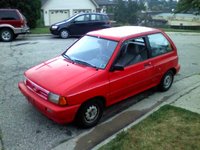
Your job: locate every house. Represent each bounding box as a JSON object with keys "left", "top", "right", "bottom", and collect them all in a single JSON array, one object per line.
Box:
[{"left": 41, "top": 0, "right": 99, "bottom": 26}]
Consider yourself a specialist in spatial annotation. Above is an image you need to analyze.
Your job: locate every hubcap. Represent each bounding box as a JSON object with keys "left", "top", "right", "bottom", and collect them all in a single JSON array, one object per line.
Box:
[
  {"left": 85, "top": 105, "right": 98, "bottom": 123},
  {"left": 163, "top": 74, "right": 172, "bottom": 88},
  {"left": 61, "top": 30, "right": 68, "bottom": 38},
  {"left": 2, "top": 31, "right": 11, "bottom": 41}
]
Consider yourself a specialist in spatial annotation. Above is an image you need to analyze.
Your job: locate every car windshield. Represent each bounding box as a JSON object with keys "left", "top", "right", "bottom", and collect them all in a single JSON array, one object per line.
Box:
[{"left": 63, "top": 36, "right": 118, "bottom": 69}]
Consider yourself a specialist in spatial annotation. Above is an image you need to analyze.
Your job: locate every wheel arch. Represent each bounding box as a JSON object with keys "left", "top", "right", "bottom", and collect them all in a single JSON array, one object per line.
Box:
[
  {"left": 0, "top": 26, "right": 14, "bottom": 34},
  {"left": 79, "top": 96, "right": 106, "bottom": 109}
]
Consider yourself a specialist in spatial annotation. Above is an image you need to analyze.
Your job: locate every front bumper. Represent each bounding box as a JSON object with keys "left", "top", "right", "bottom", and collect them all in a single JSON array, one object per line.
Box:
[
  {"left": 49, "top": 28, "right": 59, "bottom": 35},
  {"left": 18, "top": 81, "right": 80, "bottom": 124}
]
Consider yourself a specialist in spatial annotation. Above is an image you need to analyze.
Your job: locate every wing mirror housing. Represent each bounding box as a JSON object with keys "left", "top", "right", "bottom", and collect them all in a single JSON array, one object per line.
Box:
[{"left": 110, "top": 65, "right": 124, "bottom": 72}]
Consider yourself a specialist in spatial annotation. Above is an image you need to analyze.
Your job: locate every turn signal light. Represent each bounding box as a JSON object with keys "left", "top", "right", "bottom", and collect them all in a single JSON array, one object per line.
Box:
[{"left": 58, "top": 96, "right": 68, "bottom": 106}]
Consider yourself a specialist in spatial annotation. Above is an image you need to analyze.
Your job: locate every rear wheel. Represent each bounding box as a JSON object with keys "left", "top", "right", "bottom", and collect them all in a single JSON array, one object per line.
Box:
[
  {"left": 59, "top": 29, "right": 69, "bottom": 39},
  {"left": 0, "top": 28, "right": 14, "bottom": 42},
  {"left": 76, "top": 99, "right": 104, "bottom": 128},
  {"left": 159, "top": 70, "right": 174, "bottom": 91}
]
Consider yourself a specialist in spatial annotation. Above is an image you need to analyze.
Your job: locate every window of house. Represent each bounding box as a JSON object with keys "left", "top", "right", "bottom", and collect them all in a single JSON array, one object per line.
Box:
[{"left": 148, "top": 33, "right": 172, "bottom": 57}]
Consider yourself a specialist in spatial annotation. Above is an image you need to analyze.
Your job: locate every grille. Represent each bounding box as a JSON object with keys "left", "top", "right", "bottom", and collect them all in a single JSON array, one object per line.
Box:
[{"left": 25, "top": 78, "right": 49, "bottom": 100}]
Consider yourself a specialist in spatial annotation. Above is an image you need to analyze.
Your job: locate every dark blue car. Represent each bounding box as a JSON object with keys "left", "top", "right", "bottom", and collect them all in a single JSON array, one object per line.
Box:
[{"left": 50, "top": 12, "right": 111, "bottom": 39}]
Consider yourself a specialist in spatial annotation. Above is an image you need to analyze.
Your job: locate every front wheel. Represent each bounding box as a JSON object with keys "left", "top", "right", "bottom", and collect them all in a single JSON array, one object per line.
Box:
[
  {"left": 159, "top": 70, "right": 174, "bottom": 91},
  {"left": 59, "top": 29, "right": 69, "bottom": 39},
  {"left": 76, "top": 100, "right": 104, "bottom": 128},
  {"left": 0, "top": 28, "right": 14, "bottom": 42}
]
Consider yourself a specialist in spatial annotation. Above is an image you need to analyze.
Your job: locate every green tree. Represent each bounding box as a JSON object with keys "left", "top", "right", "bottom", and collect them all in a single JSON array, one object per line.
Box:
[
  {"left": 0, "top": 0, "right": 41, "bottom": 28},
  {"left": 114, "top": 0, "right": 144, "bottom": 25},
  {"left": 176, "top": 0, "right": 200, "bottom": 13}
]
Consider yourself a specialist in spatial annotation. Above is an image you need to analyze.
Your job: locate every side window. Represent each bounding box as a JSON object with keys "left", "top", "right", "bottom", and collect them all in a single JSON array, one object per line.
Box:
[
  {"left": 148, "top": 33, "right": 172, "bottom": 57},
  {"left": 74, "top": 14, "right": 90, "bottom": 22},
  {"left": 115, "top": 37, "right": 147, "bottom": 67},
  {"left": 91, "top": 14, "right": 101, "bottom": 21}
]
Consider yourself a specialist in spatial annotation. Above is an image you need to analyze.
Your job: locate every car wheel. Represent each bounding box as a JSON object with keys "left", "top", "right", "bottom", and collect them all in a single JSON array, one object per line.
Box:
[
  {"left": 0, "top": 28, "right": 14, "bottom": 42},
  {"left": 159, "top": 70, "right": 174, "bottom": 91},
  {"left": 76, "top": 100, "right": 104, "bottom": 128},
  {"left": 59, "top": 29, "right": 69, "bottom": 39}
]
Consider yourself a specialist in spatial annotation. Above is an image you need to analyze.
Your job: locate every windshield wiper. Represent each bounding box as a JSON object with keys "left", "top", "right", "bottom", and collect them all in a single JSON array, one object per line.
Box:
[
  {"left": 62, "top": 54, "right": 74, "bottom": 63},
  {"left": 73, "top": 59, "right": 98, "bottom": 69}
]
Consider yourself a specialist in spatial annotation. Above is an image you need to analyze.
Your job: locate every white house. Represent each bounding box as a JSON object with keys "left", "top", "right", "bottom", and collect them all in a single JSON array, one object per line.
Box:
[{"left": 41, "top": 0, "right": 99, "bottom": 26}]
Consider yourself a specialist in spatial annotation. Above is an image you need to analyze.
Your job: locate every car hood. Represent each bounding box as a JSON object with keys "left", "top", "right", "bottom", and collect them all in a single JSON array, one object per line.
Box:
[{"left": 25, "top": 56, "right": 98, "bottom": 95}]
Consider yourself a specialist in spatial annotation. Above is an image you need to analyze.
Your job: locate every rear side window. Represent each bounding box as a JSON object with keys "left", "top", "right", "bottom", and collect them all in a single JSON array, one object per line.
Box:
[
  {"left": 148, "top": 33, "right": 172, "bottom": 57},
  {"left": 0, "top": 10, "right": 20, "bottom": 20},
  {"left": 91, "top": 14, "right": 101, "bottom": 21}
]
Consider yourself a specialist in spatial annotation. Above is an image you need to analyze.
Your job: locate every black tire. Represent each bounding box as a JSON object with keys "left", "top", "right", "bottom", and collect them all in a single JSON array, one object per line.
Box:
[
  {"left": 159, "top": 70, "right": 174, "bottom": 91},
  {"left": 76, "top": 99, "right": 104, "bottom": 128},
  {"left": 59, "top": 29, "right": 69, "bottom": 39},
  {"left": 0, "top": 28, "right": 14, "bottom": 42}
]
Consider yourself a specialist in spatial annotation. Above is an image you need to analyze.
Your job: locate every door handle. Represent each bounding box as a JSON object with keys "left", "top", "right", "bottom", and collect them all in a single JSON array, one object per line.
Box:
[{"left": 144, "top": 62, "right": 152, "bottom": 67}]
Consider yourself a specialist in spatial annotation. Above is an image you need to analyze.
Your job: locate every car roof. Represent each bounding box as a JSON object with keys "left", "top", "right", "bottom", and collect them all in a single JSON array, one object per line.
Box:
[
  {"left": 87, "top": 26, "right": 162, "bottom": 41},
  {"left": 0, "top": 9, "right": 18, "bottom": 11},
  {"left": 77, "top": 12, "right": 107, "bottom": 16}
]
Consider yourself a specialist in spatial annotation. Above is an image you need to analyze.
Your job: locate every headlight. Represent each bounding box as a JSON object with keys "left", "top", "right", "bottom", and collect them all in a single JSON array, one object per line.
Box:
[
  {"left": 51, "top": 25, "right": 58, "bottom": 29},
  {"left": 48, "top": 92, "right": 68, "bottom": 106}
]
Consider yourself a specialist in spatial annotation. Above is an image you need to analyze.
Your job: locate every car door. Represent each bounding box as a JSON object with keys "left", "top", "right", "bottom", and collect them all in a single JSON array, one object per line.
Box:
[
  {"left": 107, "top": 37, "right": 155, "bottom": 105},
  {"left": 146, "top": 33, "right": 174, "bottom": 85},
  {"left": 69, "top": 14, "right": 91, "bottom": 35}
]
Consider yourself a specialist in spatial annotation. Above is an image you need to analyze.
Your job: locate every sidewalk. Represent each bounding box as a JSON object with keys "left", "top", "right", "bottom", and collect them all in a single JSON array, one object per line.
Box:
[{"left": 53, "top": 74, "right": 200, "bottom": 150}]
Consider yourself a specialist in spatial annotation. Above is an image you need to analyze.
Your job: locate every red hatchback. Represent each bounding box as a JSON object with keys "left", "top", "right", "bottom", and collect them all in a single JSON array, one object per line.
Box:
[{"left": 18, "top": 26, "right": 180, "bottom": 128}]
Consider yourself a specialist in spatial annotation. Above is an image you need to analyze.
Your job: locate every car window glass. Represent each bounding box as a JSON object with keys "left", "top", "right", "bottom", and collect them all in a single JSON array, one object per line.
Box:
[
  {"left": 115, "top": 37, "right": 147, "bottom": 67},
  {"left": 91, "top": 14, "right": 102, "bottom": 21},
  {"left": 65, "top": 36, "right": 118, "bottom": 69},
  {"left": 0, "top": 10, "right": 19, "bottom": 20},
  {"left": 74, "top": 14, "right": 90, "bottom": 22},
  {"left": 148, "top": 33, "right": 172, "bottom": 57}
]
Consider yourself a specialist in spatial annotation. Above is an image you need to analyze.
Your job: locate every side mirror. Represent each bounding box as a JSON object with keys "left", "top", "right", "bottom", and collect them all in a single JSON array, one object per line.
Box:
[{"left": 110, "top": 65, "right": 124, "bottom": 72}]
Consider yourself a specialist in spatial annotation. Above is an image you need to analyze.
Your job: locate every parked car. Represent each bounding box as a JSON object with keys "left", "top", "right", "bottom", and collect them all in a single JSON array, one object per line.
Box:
[
  {"left": 49, "top": 12, "right": 111, "bottom": 39},
  {"left": 18, "top": 26, "right": 180, "bottom": 128},
  {"left": 0, "top": 9, "right": 29, "bottom": 42}
]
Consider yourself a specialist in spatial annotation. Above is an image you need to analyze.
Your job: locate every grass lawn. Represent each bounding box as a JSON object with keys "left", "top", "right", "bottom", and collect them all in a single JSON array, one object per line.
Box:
[
  {"left": 30, "top": 27, "right": 50, "bottom": 34},
  {"left": 99, "top": 105, "right": 200, "bottom": 150}
]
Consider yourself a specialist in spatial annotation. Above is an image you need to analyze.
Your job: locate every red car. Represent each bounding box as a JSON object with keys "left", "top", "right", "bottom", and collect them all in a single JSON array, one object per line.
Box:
[{"left": 18, "top": 26, "right": 180, "bottom": 128}]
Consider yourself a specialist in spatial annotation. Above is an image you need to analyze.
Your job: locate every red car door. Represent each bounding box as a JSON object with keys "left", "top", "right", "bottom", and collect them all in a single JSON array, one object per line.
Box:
[{"left": 107, "top": 37, "right": 155, "bottom": 105}]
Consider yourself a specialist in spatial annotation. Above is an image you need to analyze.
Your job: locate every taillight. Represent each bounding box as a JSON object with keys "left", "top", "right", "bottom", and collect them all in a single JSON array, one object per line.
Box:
[{"left": 21, "top": 20, "right": 25, "bottom": 27}]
